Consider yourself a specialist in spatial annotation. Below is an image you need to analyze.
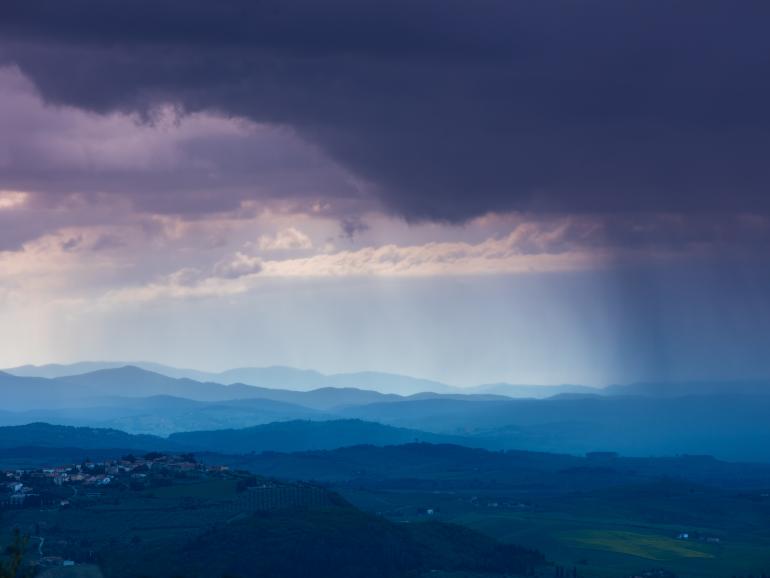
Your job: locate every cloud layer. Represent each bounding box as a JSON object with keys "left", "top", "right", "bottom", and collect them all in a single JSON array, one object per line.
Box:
[
  {"left": 104, "top": 224, "right": 604, "bottom": 303},
  {"left": 3, "top": 0, "right": 770, "bottom": 221},
  {"left": 0, "top": 65, "right": 363, "bottom": 249}
]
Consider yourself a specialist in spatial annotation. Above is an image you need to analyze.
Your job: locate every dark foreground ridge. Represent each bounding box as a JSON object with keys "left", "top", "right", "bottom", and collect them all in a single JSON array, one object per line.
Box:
[
  {"left": 2, "top": 439, "right": 770, "bottom": 577},
  {"left": 0, "top": 452, "right": 545, "bottom": 578}
]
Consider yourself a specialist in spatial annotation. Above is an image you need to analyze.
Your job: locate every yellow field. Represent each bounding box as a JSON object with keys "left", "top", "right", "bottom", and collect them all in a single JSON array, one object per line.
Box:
[{"left": 563, "top": 529, "right": 715, "bottom": 561}]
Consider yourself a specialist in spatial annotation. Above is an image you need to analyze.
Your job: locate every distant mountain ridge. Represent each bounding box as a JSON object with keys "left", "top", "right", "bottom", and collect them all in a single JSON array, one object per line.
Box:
[
  {"left": 6, "top": 362, "right": 604, "bottom": 397},
  {"left": 5, "top": 362, "right": 457, "bottom": 395},
  {"left": 11, "top": 361, "right": 769, "bottom": 399},
  {"left": 0, "top": 366, "right": 404, "bottom": 411},
  {"left": 0, "top": 365, "right": 562, "bottom": 416},
  {"left": 0, "top": 394, "right": 328, "bottom": 435},
  {"left": 168, "top": 419, "right": 473, "bottom": 453},
  {"left": 0, "top": 420, "right": 470, "bottom": 454},
  {"left": 4, "top": 364, "right": 770, "bottom": 461},
  {"left": 0, "top": 366, "right": 566, "bottom": 436}
]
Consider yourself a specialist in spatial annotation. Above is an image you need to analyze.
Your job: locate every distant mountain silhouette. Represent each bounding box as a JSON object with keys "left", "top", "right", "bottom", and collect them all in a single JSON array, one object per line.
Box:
[
  {"left": 10, "top": 362, "right": 770, "bottom": 399},
  {"left": 4, "top": 362, "right": 604, "bottom": 397},
  {"left": 0, "top": 366, "right": 402, "bottom": 411},
  {"left": 0, "top": 367, "right": 522, "bottom": 436},
  {"left": 5, "top": 366, "right": 770, "bottom": 460},
  {"left": 0, "top": 420, "right": 468, "bottom": 454},
  {"left": 6, "top": 362, "right": 148, "bottom": 379},
  {"left": 0, "top": 395, "right": 329, "bottom": 435},
  {"left": 169, "top": 419, "right": 471, "bottom": 453},
  {"left": 0, "top": 366, "right": 518, "bottom": 414},
  {"left": 5, "top": 362, "right": 456, "bottom": 394}
]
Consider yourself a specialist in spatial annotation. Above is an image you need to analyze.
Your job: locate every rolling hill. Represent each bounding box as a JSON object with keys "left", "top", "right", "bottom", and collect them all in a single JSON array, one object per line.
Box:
[
  {"left": 0, "top": 395, "right": 328, "bottom": 435},
  {"left": 0, "top": 422, "right": 170, "bottom": 451},
  {"left": 168, "top": 419, "right": 473, "bottom": 453},
  {"left": 205, "top": 442, "right": 770, "bottom": 491},
  {"left": 0, "top": 420, "right": 470, "bottom": 455},
  {"left": 101, "top": 500, "right": 545, "bottom": 578},
  {"left": 339, "top": 394, "right": 770, "bottom": 461}
]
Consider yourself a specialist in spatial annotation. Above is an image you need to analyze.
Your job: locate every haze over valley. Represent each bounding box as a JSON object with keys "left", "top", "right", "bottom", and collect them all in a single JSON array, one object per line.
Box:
[{"left": 2, "top": 363, "right": 770, "bottom": 461}]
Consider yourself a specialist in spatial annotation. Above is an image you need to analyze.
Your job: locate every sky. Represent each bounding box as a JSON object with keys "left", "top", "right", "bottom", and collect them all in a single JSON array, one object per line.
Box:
[{"left": 1, "top": 1, "right": 770, "bottom": 386}]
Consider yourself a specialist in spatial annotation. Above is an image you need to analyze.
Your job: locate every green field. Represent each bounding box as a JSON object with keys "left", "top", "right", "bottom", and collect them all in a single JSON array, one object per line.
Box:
[{"left": 340, "top": 486, "right": 770, "bottom": 578}]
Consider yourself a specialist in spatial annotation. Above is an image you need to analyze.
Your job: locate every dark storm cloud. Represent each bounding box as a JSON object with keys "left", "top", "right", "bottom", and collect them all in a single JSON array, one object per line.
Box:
[
  {"left": 2, "top": 0, "right": 770, "bottom": 221},
  {"left": 0, "top": 63, "right": 362, "bottom": 231}
]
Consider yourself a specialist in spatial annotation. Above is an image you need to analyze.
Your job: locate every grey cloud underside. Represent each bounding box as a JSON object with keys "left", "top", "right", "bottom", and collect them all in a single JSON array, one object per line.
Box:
[
  {"left": 0, "top": 65, "right": 360, "bottom": 213},
  {"left": 3, "top": 0, "right": 770, "bottom": 221}
]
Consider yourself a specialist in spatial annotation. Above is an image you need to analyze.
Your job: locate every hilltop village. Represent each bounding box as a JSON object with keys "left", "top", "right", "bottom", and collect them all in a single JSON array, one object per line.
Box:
[
  {"left": 0, "top": 453, "right": 333, "bottom": 573},
  {"left": 1, "top": 453, "right": 226, "bottom": 508}
]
